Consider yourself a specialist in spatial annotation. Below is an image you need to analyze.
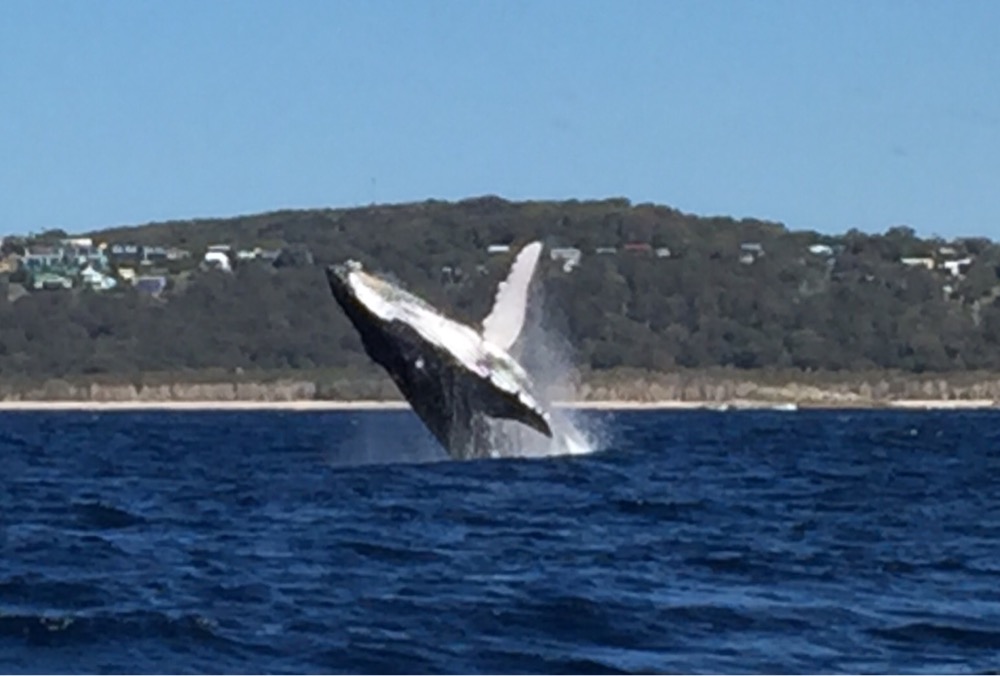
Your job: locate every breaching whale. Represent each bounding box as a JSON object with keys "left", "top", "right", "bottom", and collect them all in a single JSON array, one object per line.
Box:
[{"left": 325, "top": 241, "right": 560, "bottom": 460}]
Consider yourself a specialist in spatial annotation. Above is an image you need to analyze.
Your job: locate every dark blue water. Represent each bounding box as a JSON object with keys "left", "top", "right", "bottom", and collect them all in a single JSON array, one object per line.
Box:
[{"left": 1, "top": 409, "right": 998, "bottom": 674}]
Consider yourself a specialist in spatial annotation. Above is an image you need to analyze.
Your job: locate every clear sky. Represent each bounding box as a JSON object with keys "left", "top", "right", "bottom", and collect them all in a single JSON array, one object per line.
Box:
[{"left": 2, "top": 0, "right": 999, "bottom": 239}]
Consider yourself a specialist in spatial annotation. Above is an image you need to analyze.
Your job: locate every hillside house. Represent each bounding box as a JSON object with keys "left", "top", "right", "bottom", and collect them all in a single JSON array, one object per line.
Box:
[
  {"left": 203, "top": 250, "right": 232, "bottom": 272},
  {"left": 61, "top": 239, "right": 109, "bottom": 269},
  {"left": 109, "top": 243, "right": 141, "bottom": 260},
  {"left": 550, "top": 247, "right": 581, "bottom": 272},
  {"left": 623, "top": 242, "right": 653, "bottom": 254},
  {"left": 809, "top": 244, "right": 835, "bottom": 257},
  {"left": 901, "top": 257, "right": 935, "bottom": 270},
  {"left": 30, "top": 272, "right": 72, "bottom": 290},
  {"left": 22, "top": 246, "right": 65, "bottom": 270},
  {"left": 134, "top": 276, "right": 167, "bottom": 296},
  {"left": 739, "top": 242, "right": 765, "bottom": 265},
  {"left": 0, "top": 254, "right": 19, "bottom": 274},
  {"left": 142, "top": 246, "right": 168, "bottom": 265},
  {"left": 941, "top": 257, "right": 973, "bottom": 277},
  {"left": 80, "top": 265, "right": 117, "bottom": 291},
  {"left": 235, "top": 247, "right": 282, "bottom": 263},
  {"left": 440, "top": 265, "right": 464, "bottom": 285}
]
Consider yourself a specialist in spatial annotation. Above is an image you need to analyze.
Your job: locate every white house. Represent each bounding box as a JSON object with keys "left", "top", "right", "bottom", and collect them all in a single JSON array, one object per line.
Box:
[
  {"left": 80, "top": 265, "right": 117, "bottom": 291},
  {"left": 550, "top": 247, "right": 582, "bottom": 272},
  {"left": 203, "top": 250, "right": 232, "bottom": 272},
  {"left": 941, "top": 257, "right": 973, "bottom": 277},
  {"left": 901, "top": 257, "right": 935, "bottom": 270}
]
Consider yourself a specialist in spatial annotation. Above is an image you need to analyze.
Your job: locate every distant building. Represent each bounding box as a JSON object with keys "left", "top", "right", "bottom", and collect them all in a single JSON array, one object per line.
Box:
[
  {"left": 623, "top": 242, "right": 652, "bottom": 254},
  {"left": 235, "top": 247, "right": 282, "bottom": 263},
  {"left": 550, "top": 247, "right": 581, "bottom": 272},
  {"left": 0, "top": 254, "right": 19, "bottom": 274},
  {"left": 740, "top": 242, "right": 765, "bottom": 264},
  {"left": 203, "top": 250, "right": 232, "bottom": 272},
  {"left": 141, "top": 246, "right": 168, "bottom": 265},
  {"left": 941, "top": 257, "right": 973, "bottom": 277},
  {"left": 80, "top": 265, "right": 117, "bottom": 291},
  {"left": 22, "top": 247, "right": 64, "bottom": 270},
  {"left": 30, "top": 272, "right": 72, "bottom": 290},
  {"left": 110, "top": 243, "right": 141, "bottom": 258},
  {"left": 901, "top": 257, "right": 935, "bottom": 270},
  {"left": 809, "top": 244, "right": 835, "bottom": 257},
  {"left": 134, "top": 276, "right": 167, "bottom": 296}
]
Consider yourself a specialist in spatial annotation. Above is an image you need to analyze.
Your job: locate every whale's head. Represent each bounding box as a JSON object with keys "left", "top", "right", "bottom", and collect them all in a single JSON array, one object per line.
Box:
[
  {"left": 325, "top": 259, "right": 362, "bottom": 300},
  {"left": 325, "top": 260, "right": 387, "bottom": 321}
]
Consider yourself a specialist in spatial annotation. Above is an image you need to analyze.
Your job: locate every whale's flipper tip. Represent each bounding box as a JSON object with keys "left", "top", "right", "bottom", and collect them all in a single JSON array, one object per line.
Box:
[{"left": 482, "top": 241, "right": 544, "bottom": 351}]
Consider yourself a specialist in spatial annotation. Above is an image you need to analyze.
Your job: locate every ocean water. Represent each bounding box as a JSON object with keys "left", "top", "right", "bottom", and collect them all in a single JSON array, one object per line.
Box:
[{"left": 1, "top": 408, "right": 998, "bottom": 674}]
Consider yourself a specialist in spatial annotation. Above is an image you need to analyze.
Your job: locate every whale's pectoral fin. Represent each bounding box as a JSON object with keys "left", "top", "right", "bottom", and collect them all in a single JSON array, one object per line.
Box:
[{"left": 481, "top": 241, "right": 543, "bottom": 351}]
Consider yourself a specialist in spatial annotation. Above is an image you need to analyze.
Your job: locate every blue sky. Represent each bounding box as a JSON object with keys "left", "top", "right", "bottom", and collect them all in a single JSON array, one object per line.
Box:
[{"left": 2, "top": 0, "right": 999, "bottom": 239}]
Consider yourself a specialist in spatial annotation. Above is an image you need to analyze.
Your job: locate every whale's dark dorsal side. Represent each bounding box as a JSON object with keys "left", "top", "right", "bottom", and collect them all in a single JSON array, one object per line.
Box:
[{"left": 324, "top": 245, "right": 552, "bottom": 460}]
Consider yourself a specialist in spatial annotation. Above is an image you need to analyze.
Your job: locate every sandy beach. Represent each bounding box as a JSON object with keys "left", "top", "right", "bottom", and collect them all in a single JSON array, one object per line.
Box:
[{"left": 0, "top": 399, "right": 995, "bottom": 411}]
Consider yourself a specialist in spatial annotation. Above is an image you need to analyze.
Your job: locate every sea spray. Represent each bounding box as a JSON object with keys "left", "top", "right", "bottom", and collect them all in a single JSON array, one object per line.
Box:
[{"left": 484, "top": 283, "right": 607, "bottom": 458}]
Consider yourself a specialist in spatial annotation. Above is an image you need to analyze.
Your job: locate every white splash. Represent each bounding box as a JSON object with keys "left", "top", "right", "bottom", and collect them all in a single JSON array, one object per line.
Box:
[
  {"left": 482, "top": 282, "right": 606, "bottom": 459},
  {"left": 343, "top": 243, "right": 605, "bottom": 461}
]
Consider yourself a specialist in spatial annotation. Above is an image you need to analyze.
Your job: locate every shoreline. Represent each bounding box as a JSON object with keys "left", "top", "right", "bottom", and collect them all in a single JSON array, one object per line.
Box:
[{"left": 0, "top": 399, "right": 996, "bottom": 412}]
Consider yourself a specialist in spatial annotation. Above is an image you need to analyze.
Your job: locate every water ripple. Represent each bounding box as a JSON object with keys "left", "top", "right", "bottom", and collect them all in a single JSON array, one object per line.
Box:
[{"left": 0, "top": 409, "right": 997, "bottom": 673}]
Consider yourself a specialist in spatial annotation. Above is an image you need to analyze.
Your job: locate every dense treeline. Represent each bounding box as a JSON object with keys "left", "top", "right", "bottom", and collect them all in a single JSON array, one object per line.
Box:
[{"left": 3, "top": 196, "right": 1000, "bottom": 381}]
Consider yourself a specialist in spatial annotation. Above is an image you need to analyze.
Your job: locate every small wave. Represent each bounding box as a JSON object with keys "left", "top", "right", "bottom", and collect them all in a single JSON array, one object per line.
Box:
[
  {"left": 0, "top": 610, "right": 229, "bottom": 648},
  {"left": 474, "top": 648, "right": 633, "bottom": 675},
  {"left": 0, "top": 576, "right": 105, "bottom": 610},
  {"left": 72, "top": 501, "right": 146, "bottom": 529},
  {"left": 611, "top": 497, "right": 704, "bottom": 521},
  {"left": 205, "top": 582, "right": 273, "bottom": 604},
  {"left": 879, "top": 556, "right": 967, "bottom": 575},
  {"left": 313, "top": 641, "right": 444, "bottom": 674},
  {"left": 685, "top": 552, "right": 753, "bottom": 575},
  {"left": 872, "top": 622, "right": 1000, "bottom": 650},
  {"left": 341, "top": 539, "right": 447, "bottom": 565}
]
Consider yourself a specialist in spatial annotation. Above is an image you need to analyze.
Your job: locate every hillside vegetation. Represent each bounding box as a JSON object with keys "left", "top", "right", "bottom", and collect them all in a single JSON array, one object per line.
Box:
[{"left": 3, "top": 196, "right": 1000, "bottom": 386}]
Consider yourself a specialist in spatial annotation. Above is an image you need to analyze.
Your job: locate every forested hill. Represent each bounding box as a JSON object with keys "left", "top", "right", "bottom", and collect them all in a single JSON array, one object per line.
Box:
[{"left": 3, "top": 195, "right": 1000, "bottom": 382}]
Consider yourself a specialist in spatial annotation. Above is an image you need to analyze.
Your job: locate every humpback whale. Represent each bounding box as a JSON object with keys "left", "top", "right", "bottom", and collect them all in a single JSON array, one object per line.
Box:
[{"left": 325, "top": 241, "right": 559, "bottom": 460}]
